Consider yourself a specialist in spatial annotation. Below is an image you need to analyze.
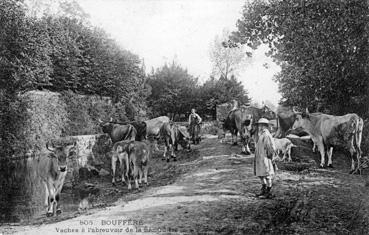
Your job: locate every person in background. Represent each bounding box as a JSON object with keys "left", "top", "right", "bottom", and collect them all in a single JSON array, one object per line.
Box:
[
  {"left": 254, "top": 118, "right": 276, "bottom": 199},
  {"left": 188, "top": 108, "right": 202, "bottom": 140},
  {"left": 231, "top": 99, "right": 238, "bottom": 111},
  {"left": 188, "top": 108, "right": 202, "bottom": 126}
]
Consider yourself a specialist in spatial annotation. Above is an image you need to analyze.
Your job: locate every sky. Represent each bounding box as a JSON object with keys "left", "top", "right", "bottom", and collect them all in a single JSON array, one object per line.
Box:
[{"left": 77, "top": 0, "right": 281, "bottom": 105}]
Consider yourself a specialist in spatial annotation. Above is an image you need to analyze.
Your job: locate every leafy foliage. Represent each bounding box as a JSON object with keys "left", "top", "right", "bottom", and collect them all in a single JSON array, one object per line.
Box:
[
  {"left": 147, "top": 62, "right": 198, "bottom": 119},
  {"left": 229, "top": 0, "right": 369, "bottom": 116},
  {"left": 147, "top": 62, "right": 250, "bottom": 120},
  {"left": 198, "top": 75, "right": 251, "bottom": 118},
  {"left": 0, "top": 0, "right": 148, "bottom": 222}
]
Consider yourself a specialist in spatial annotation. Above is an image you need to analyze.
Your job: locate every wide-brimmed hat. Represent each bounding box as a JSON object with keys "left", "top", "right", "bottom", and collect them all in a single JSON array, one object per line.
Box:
[{"left": 256, "top": 118, "right": 270, "bottom": 125}]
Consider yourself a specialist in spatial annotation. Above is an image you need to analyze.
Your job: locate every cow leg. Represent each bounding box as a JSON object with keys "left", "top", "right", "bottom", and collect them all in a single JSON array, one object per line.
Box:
[
  {"left": 46, "top": 183, "right": 56, "bottom": 217},
  {"left": 138, "top": 166, "right": 143, "bottom": 184},
  {"left": 317, "top": 142, "right": 325, "bottom": 168},
  {"left": 327, "top": 147, "right": 334, "bottom": 168},
  {"left": 354, "top": 130, "right": 363, "bottom": 173},
  {"left": 119, "top": 153, "right": 127, "bottom": 184},
  {"left": 55, "top": 194, "right": 62, "bottom": 215},
  {"left": 163, "top": 145, "right": 168, "bottom": 161},
  {"left": 287, "top": 147, "right": 292, "bottom": 162},
  {"left": 127, "top": 160, "right": 132, "bottom": 190},
  {"left": 232, "top": 132, "right": 237, "bottom": 145},
  {"left": 44, "top": 184, "right": 49, "bottom": 207},
  {"left": 349, "top": 145, "right": 357, "bottom": 174},
  {"left": 134, "top": 167, "right": 139, "bottom": 189},
  {"left": 241, "top": 143, "right": 251, "bottom": 155},
  {"left": 281, "top": 150, "right": 287, "bottom": 162},
  {"left": 144, "top": 165, "right": 148, "bottom": 185},
  {"left": 246, "top": 144, "right": 251, "bottom": 154},
  {"left": 154, "top": 140, "right": 160, "bottom": 152},
  {"left": 170, "top": 144, "right": 176, "bottom": 161},
  {"left": 111, "top": 153, "right": 118, "bottom": 186}
]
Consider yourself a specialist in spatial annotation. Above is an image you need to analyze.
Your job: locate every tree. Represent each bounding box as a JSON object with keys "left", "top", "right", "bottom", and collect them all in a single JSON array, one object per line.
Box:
[
  {"left": 209, "top": 29, "right": 251, "bottom": 79},
  {"left": 198, "top": 75, "right": 250, "bottom": 119},
  {"left": 25, "top": 0, "right": 89, "bottom": 20},
  {"left": 147, "top": 62, "right": 199, "bottom": 119},
  {"left": 229, "top": 0, "right": 369, "bottom": 116}
]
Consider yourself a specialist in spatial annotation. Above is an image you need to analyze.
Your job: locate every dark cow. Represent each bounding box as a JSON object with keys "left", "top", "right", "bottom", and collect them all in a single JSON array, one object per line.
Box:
[
  {"left": 98, "top": 119, "right": 137, "bottom": 185},
  {"left": 37, "top": 141, "right": 77, "bottom": 217},
  {"left": 111, "top": 140, "right": 151, "bottom": 189},
  {"left": 292, "top": 109, "right": 363, "bottom": 173},
  {"left": 145, "top": 116, "right": 170, "bottom": 151},
  {"left": 160, "top": 122, "right": 190, "bottom": 162},
  {"left": 222, "top": 105, "right": 276, "bottom": 154},
  {"left": 274, "top": 105, "right": 311, "bottom": 138},
  {"left": 110, "top": 119, "right": 147, "bottom": 141},
  {"left": 99, "top": 119, "right": 137, "bottom": 143}
]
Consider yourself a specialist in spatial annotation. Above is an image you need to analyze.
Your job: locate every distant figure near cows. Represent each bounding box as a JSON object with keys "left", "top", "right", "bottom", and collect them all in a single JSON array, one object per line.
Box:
[
  {"left": 37, "top": 141, "right": 77, "bottom": 217},
  {"left": 188, "top": 108, "right": 202, "bottom": 144},
  {"left": 254, "top": 118, "right": 276, "bottom": 199},
  {"left": 231, "top": 99, "right": 238, "bottom": 111}
]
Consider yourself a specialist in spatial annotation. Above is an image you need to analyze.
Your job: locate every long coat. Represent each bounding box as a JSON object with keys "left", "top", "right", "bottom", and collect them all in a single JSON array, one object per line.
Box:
[{"left": 254, "top": 128, "right": 276, "bottom": 177}]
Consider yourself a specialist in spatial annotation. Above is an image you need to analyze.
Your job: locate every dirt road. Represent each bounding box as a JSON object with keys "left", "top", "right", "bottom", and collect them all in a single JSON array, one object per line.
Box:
[{"left": 3, "top": 135, "right": 369, "bottom": 234}]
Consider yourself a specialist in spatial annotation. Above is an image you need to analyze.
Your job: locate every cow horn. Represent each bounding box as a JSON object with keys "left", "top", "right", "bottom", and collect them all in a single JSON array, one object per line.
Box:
[
  {"left": 98, "top": 118, "right": 103, "bottom": 123},
  {"left": 110, "top": 117, "right": 114, "bottom": 122},
  {"left": 292, "top": 106, "right": 297, "bottom": 113},
  {"left": 305, "top": 107, "right": 310, "bottom": 114},
  {"left": 46, "top": 141, "right": 56, "bottom": 152}
]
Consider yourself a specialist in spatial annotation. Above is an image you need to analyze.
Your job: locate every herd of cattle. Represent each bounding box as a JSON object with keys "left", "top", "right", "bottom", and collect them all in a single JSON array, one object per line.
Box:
[
  {"left": 37, "top": 115, "right": 196, "bottom": 217},
  {"left": 220, "top": 105, "right": 363, "bottom": 174},
  {"left": 37, "top": 104, "right": 364, "bottom": 217}
]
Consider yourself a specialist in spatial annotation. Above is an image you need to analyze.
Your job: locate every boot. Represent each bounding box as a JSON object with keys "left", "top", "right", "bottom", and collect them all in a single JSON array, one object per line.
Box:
[
  {"left": 259, "top": 186, "right": 273, "bottom": 199},
  {"left": 255, "top": 184, "right": 267, "bottom": 197}
]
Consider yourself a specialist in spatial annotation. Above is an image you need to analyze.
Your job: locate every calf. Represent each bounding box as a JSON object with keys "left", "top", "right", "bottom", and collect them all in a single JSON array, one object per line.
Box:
[
  {"left": 273, "top": 138, "right": 296, "bottom": 162},
  {"left": 37, "top": 141, "right": 77, "bottom": 217},
  {"left": 126, "top": 141, "right": 151, "bottom": 189},
  {"left": 111, "top": 140, "right": 131, "bottom": 186}
]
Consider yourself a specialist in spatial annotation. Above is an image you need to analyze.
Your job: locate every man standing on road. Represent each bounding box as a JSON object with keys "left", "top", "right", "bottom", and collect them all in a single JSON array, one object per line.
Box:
[
  {"left": 188, "top": 108, "right": 202, "bottom": 143},
  {"left": 254, "top": 118, "right": 276, "bottom": 199}
]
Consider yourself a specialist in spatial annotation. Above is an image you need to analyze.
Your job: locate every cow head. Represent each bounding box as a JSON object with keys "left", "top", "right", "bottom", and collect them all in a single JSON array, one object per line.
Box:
[
  {"left": 292, "top": 108, "right": 310, "bottom": 131},
  {"left": 261, "top": 105, "right": 276, "bottom": 120},
  {"left": 98, "top": 118, "right": 114, "bottom": 135},
  {"left": 46, "top": 141, "right": 76, "bottom": 172},
  {"left": 178, "top": 126, "right": 191, "bottom": 150}
]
